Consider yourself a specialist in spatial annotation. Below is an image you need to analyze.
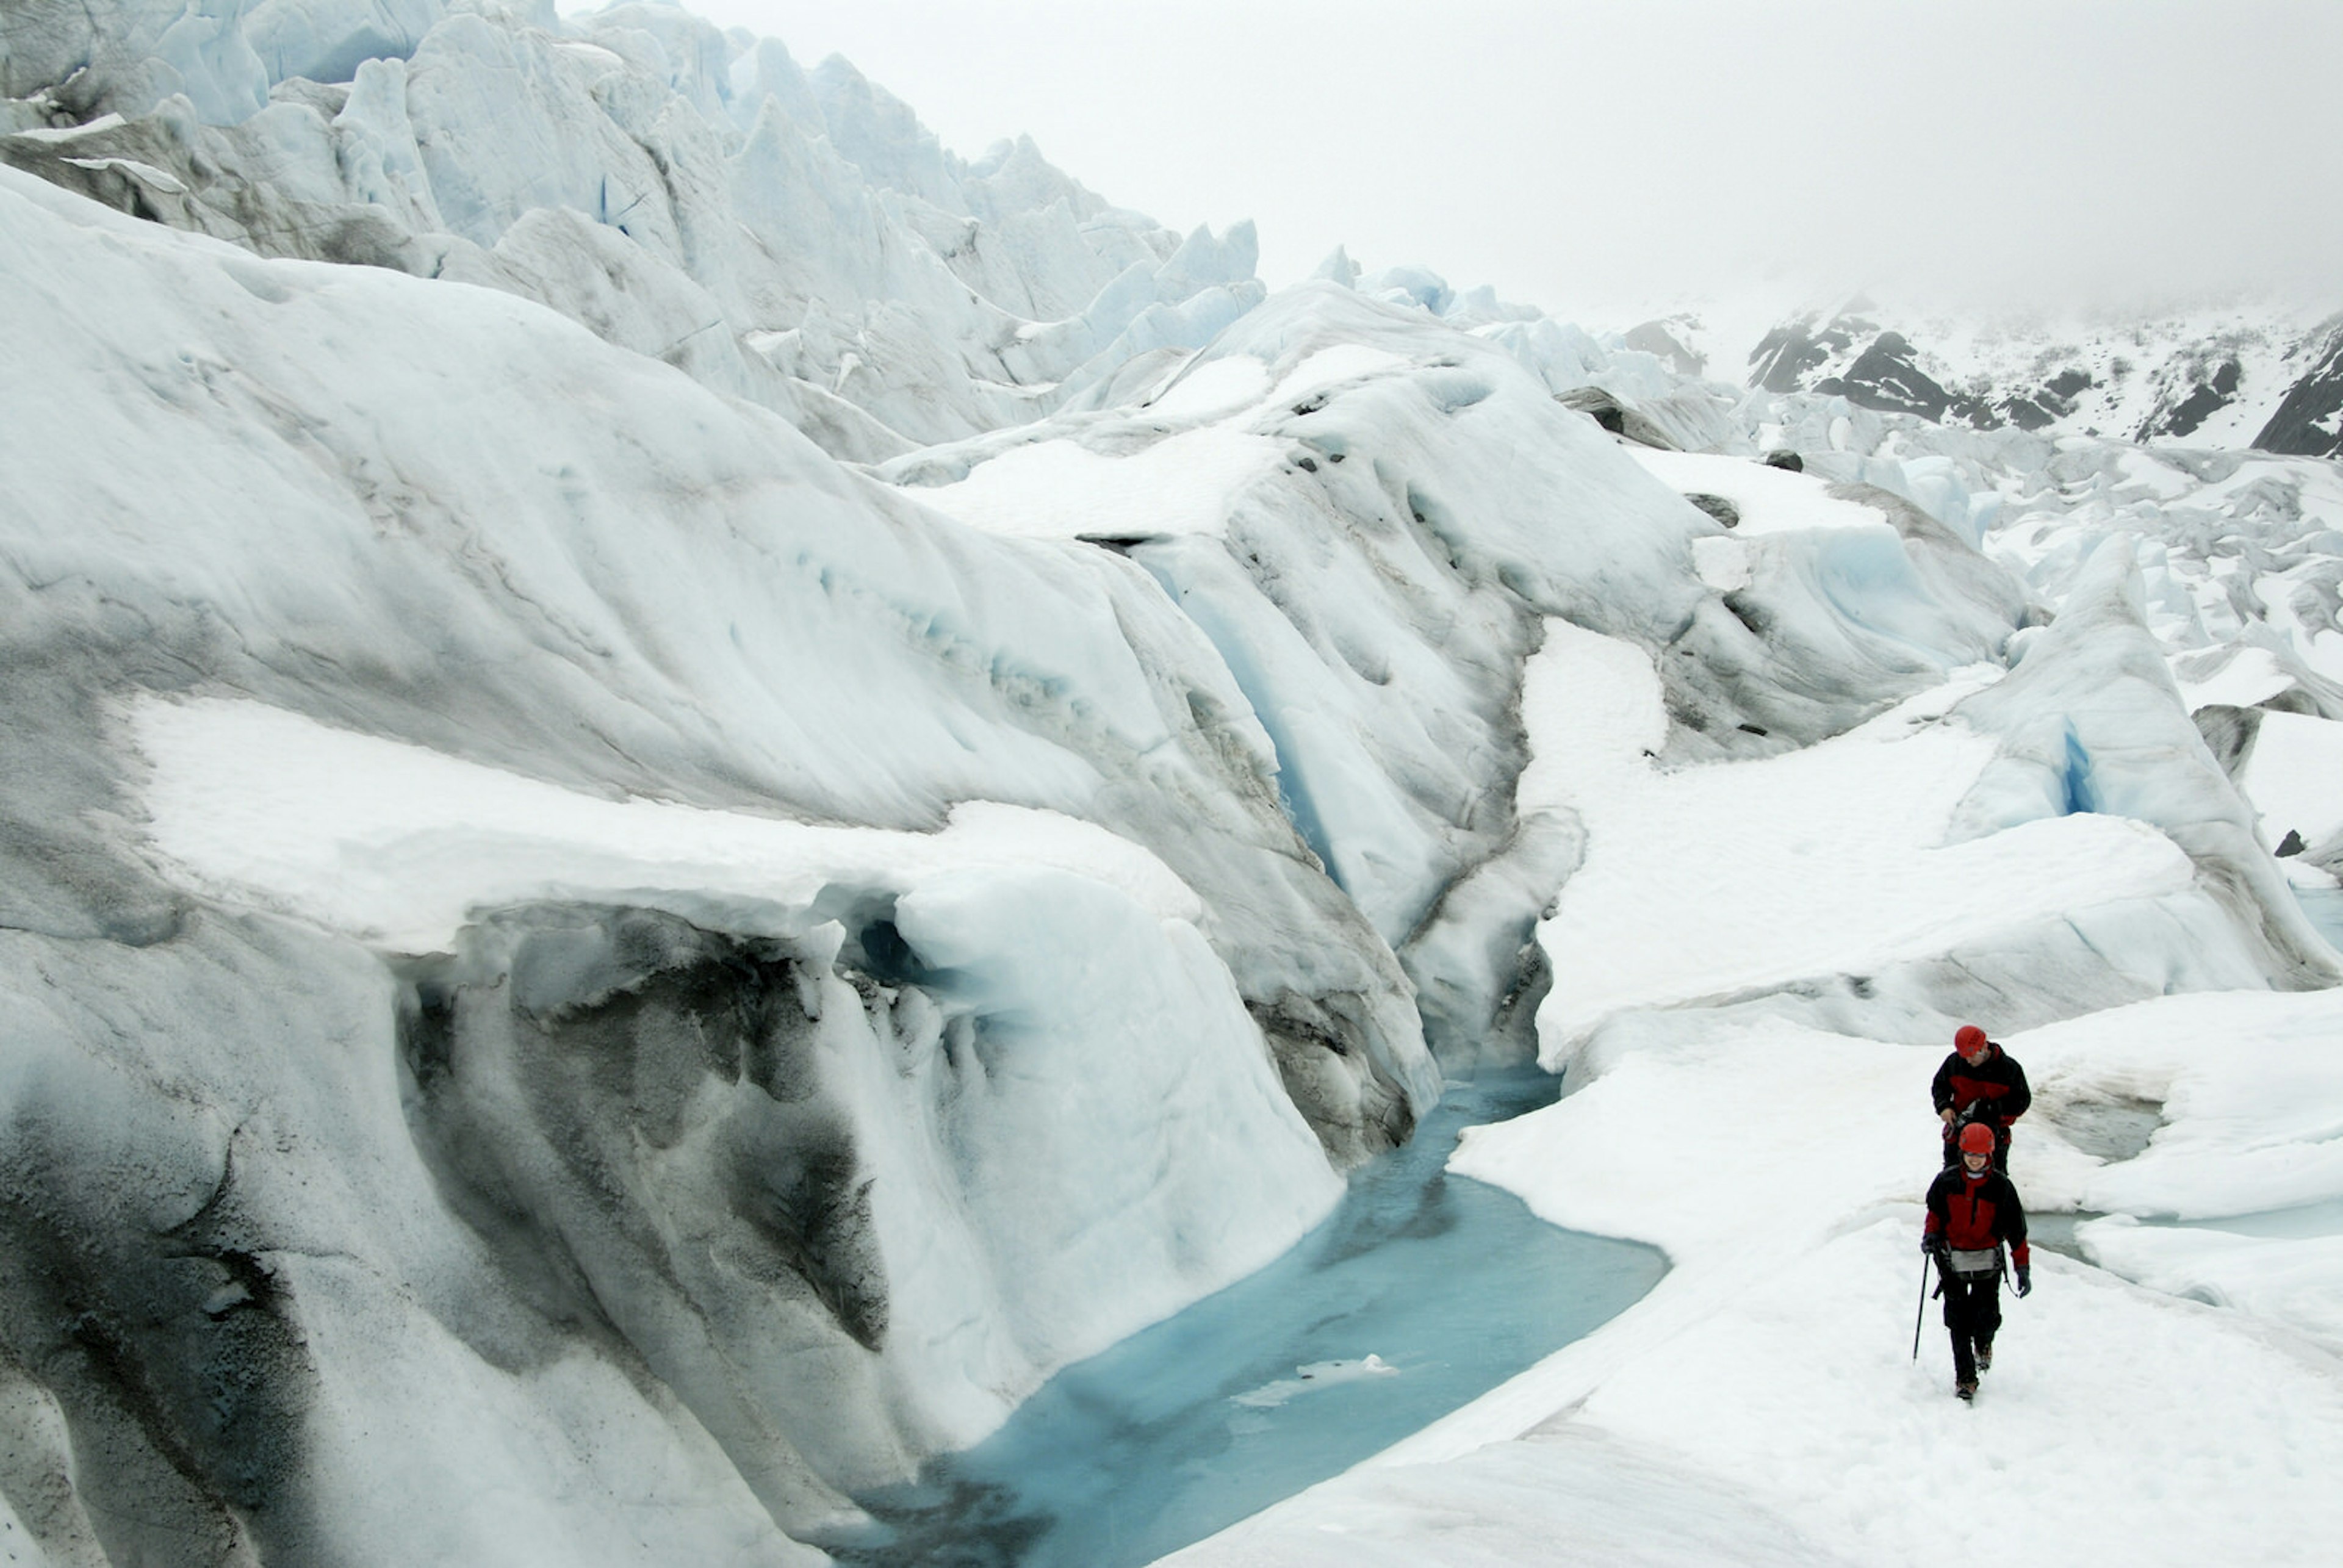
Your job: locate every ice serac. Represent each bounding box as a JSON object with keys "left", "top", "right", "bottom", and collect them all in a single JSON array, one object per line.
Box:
[
  {"left": 1946, "top": 537, "right": 2341, "bottom": 994},
  {"left": 0, "top": 0, "right": 1247, "bottom": 456}
]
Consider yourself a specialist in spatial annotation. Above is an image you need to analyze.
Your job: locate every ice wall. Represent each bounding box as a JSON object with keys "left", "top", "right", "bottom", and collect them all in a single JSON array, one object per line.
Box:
[{"left": 0, "top": 159, "right": 1367, "bottom": 1561}]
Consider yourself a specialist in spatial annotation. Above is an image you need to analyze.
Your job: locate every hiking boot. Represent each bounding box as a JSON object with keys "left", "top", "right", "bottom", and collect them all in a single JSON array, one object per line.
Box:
[
  {"left": 1955, "top": 1380, "right": 1976, "bottom": 1401},
  {"left": 1976, "top": 1343, "right": 1993, "bottom": 1374}
]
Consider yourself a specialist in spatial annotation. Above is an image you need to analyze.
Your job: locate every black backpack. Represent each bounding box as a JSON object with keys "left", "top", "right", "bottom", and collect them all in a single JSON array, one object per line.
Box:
[{"left": 1943, "top": 1099, "right": 2007, "bottom": 1169}]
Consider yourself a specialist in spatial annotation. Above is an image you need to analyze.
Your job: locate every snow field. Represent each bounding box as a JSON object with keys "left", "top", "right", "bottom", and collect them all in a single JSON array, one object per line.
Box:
[
  {"left": 2017, "top": 990, "right": 2343, "bottom": 1353},
  {"left": 2175, "top": 644, "right": 2295, "bottom": 711},
  {"left": 1156, "top": 1424, "right": 1847, "bottom": 1567},
  {"left": 1567, "top": 1223, "right": 2343, "bottom": 1568},
  {"left": 1173, "top": 1002, "right": 2343, "bottom": 1566},
  {"left": 2076, "top": 1221, "right": 2343, "bottom": 1350},
  {"left": 1457, "top": 1011, "right": 2343, "bottom": 1567}
]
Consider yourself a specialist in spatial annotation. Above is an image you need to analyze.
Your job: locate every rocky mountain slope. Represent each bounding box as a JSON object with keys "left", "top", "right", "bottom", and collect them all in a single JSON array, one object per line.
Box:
[{"left": 1711, "top": 296, "right": 2343, "bottom": 456}]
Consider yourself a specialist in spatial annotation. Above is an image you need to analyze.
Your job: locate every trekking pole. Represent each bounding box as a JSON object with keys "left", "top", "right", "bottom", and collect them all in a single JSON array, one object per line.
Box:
[{"left": 1912, "top": 1252, "right": 1930, "bottom": 1361}]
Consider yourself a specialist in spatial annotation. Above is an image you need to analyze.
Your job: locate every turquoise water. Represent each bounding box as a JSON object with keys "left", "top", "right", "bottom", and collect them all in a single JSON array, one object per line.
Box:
[
  {"left": 2292, "top": 885, "right": 2343, "bottom": 950},
  {"left": 816, "top": 1069, "right": 1666, "bottom": 1567}
]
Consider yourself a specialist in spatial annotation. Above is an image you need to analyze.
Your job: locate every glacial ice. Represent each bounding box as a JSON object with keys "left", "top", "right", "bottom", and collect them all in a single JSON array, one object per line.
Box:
[
  {"left": 6, "top": 2, "right": 2343, "bottom": 1564},
  {"left": 0, "top": 0, "right": 1252, "bottom": 458},
  {"left": 0, "top": 149, "right": 1402, "bottom": 1556}
]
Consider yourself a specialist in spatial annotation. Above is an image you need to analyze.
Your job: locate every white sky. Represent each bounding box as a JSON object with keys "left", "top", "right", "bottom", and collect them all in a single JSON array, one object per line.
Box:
[{"left": 665, "top": 0, "right": 2343, "bottom": 323}]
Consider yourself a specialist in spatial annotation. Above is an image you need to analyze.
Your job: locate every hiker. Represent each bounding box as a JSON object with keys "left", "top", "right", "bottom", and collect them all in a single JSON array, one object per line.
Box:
[
  {"left": 1923, "top": 1122, "right": 2032, "bottom": 1401},
  {"left": 1932, "top": 1023, "right": 2030, "bottom": 1171}
]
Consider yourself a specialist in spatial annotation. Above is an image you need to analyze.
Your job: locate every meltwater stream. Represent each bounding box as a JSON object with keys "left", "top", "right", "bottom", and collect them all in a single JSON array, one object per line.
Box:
[{"left": 818, "top": 1069, "right": 1665, "bottom": 1568}]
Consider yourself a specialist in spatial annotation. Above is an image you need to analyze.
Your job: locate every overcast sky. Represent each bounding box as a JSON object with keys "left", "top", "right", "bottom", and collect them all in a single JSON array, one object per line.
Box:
[{"left": 672, "top": 0, "right": 2342, "bottom": 325}]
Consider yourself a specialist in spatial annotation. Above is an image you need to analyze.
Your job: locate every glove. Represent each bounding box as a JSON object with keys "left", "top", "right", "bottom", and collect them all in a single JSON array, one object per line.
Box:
[{"left": 2015, "top": 1265, "right": 2032, "bottom": 1298}]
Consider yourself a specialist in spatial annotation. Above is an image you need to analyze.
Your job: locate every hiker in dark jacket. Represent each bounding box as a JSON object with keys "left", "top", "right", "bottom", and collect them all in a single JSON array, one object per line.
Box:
[
  {"left": 1932, "top": 1023, "right": 2031, "bottom": 1171},
  {"left": 1923, "top": 1121, "right": 2032, "bottom": 1400}
]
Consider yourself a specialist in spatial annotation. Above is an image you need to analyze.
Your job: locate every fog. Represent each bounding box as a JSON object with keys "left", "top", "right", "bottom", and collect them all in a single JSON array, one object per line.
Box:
[{"left": 675, "top": 0, "right": 2343, "bottom": 326}]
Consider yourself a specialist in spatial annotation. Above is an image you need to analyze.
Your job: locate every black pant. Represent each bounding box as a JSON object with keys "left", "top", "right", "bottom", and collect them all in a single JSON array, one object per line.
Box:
[{"left": 1942, "top": 1270, "right": 2001, "bottom": 1382}]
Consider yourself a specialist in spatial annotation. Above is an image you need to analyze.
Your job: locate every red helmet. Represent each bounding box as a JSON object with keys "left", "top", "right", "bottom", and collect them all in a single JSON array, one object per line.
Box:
[
  {"left": 1958, "top": 1122, "right": 1996, "bottom": 1155},
  {"left": 1954, "top": 1025, "right": 1988, "bottom": 1052}
]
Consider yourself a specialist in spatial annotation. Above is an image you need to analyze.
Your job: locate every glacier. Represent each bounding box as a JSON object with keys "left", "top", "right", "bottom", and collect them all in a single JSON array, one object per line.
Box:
[{"left": 5, "top": 3, "right": 2343, "bottom": 1566}]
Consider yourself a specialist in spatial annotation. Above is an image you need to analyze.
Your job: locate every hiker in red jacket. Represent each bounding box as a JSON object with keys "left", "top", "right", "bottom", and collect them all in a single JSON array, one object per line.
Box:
[
  {"left": 1932, "top": 1024, "right": 2031, "bottom": 1171},
  {"left": 1923, "top": 1121, "right": 2032, "bottom": 1400}
]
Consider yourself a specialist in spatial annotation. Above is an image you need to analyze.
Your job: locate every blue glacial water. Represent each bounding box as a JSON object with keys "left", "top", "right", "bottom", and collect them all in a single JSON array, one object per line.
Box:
[
  {"left": 816, "top": 1068, "right": 1666, "bottom": 1568},
  {"left": 2291, "top": 885, "right": 2343, "bottom": 950}
]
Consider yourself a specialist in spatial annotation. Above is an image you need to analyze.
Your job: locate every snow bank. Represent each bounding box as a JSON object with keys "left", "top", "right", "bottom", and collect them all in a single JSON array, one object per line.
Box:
[
  {"left": 913, "top": 423, "right": 1286, "bottom": 541},
  {"left": 2239, "top": 708, "right": 2343, "bottom": 854},
  {"left": 1159, "top": 1425, "right": 1844, "bottom": 1568},
  {"left": 2009, "top": 990, "right": 2343, "bottom": 1353},
  {"left": 132, "top": 696, "right": 1201, "bottom": 951}
]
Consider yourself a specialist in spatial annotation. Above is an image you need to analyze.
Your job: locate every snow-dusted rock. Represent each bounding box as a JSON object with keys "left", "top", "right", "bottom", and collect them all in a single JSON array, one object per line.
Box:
[{"left": 1738, "top": 295, "right": 2343, "bottom": 453}]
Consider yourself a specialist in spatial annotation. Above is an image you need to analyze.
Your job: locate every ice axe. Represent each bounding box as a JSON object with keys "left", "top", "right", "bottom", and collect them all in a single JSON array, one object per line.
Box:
[
  {"left": 1902, "top": 1237, "right": 1940, "bottom": 1350},
  {"left": 1912, "top": 1251, "right": 1931, "bottom": 1361}
]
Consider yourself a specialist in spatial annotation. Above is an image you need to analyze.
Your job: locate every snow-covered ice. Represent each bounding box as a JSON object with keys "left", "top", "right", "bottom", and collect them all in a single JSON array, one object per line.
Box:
[
  {"left": 1522, "top": 625, "right": 2200, "bottom": 1052},
  {"left": 131, "top": 694, "right": 1203, "bottom": 951},
  {"left": 7, "top": 2, "right": 2343, "bottom": 1563},
  {"left": 1622, "top": 448, "right": 1890, "bottom": 537},
  {"left": 912, "top": 423, "right": 1286, "bottom": 541},
  {"left": 2239, "top": 708, "right": 2343, "bottom": 855}
]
